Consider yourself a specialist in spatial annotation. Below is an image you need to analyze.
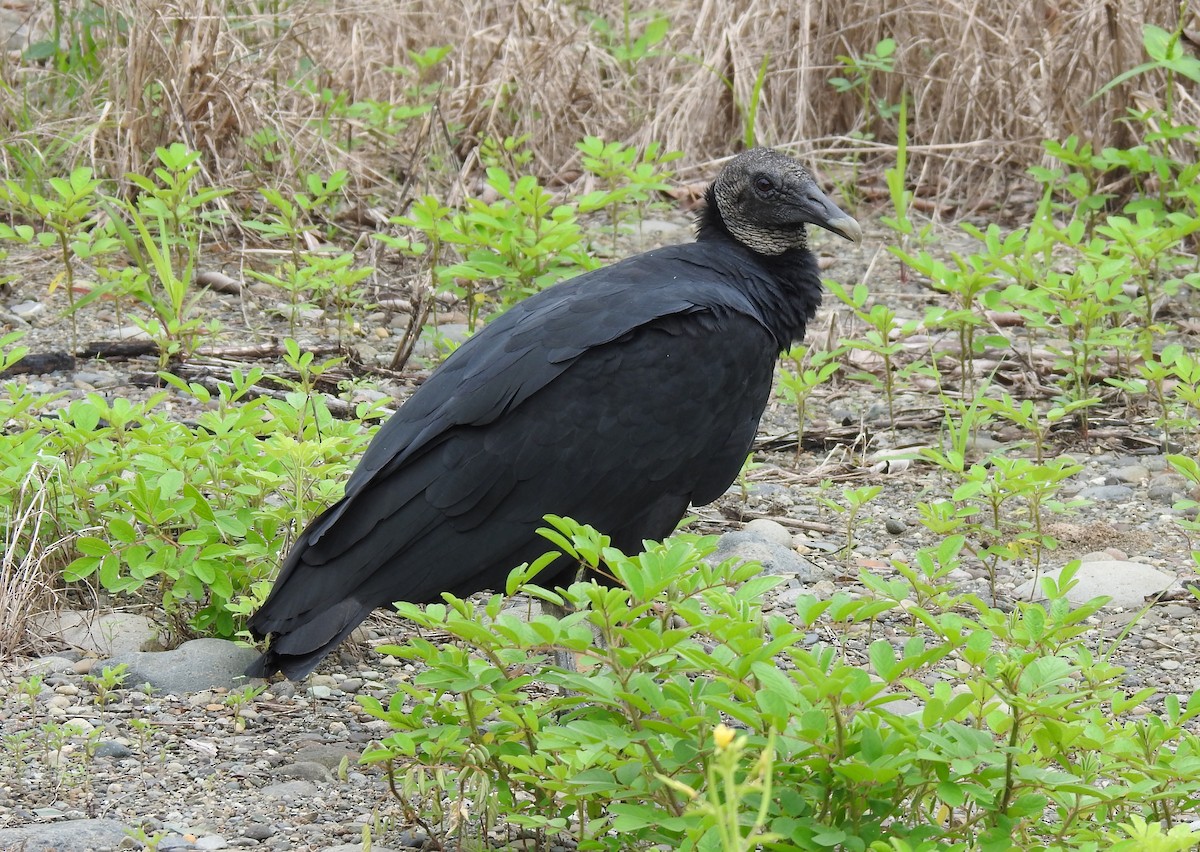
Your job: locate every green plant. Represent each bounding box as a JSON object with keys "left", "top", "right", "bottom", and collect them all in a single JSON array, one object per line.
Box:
[
  {"left": 128, "top": 718, "right": 157, "bottom": 756},
  {"left": 663, "top": 726, "right": 780, "bottom": 850},
  {"left": 0, "top": 165, "right": 113, "bottom": 350},
  {"left": 224, "top": 683, "right": 266, "bottom": 732},
  {"left": 23, "top": 0, "right": 119, "bottom": 83},
  {"left": 575, "top": 136, "right": 681, "bottom": 252},
  {"left": 83, "top": 662, "right": 128, "bottom": 706},
  {"left": 103, "top": 143, "right": 231, "bottom": 367},
  {"left": 392, "top": 153, "right": 598, "bottom": 333},
  {"left": 817, "top": 484, "right": 882, "bottom": 559},
  {"left": 827, "top": 280, "right": 919, "bottom": 427},
  {"left": 0, "top": 369, "right": 370, "bottom": 638},
  {"left": 357, "top": 516, "right": 1200, "bottom": 850},
  {"left": 828, "top": 37, "right": 900, "bottom": 202},
  {"left": 777, "top": 344, "right": 838, "bottom": 460},
  {"left": 829, "top": 38, "right": 899, "bottom": 129},
  {"left": 584, "top": 1, "right": 670, "bottom": 76},
  {"left": 16, "top": 673, "right": 43, "bottom": 713},
  {"left": 980, "top": 392, "right": 1098, "bottom": 464}
]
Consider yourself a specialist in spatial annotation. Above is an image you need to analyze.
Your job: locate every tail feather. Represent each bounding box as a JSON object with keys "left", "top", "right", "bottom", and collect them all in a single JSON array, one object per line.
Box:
[{"left": 245, "top": 597, "right": 372, "bottom": 680}]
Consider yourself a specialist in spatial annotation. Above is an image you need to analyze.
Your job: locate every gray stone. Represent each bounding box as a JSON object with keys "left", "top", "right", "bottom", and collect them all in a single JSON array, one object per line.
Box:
[
  {"left": 196, "top": 835, "right": 230, "bottom": 850},
  {"left": 22, "top": 655, "right": 77, "bottom": 675},
  {"left": 321, "top": 846, "right": 403, "bottom": 852},
  {"left": 260, "top": 779, "right": 318, "bottom": 799},
  {"left": 0, "top": 818, "right": 133, "bottom": 850},
  {"left": 742, "top": 518, "right": 793, "bottom": 548},
  {"left": 1148, "top": 473, "right": 1190, "bottom": 505},
  {"left": 711, "top": 529, "right": 821, "bottom": 580},
  {"left": 1075, "top": 484, "right": 1133, "bottom": 503},
  {"left": 9, "top": 300, "right": 45, "bottom": 320},
  {"left": 103, "top": 638, "right": 261, "bottom": 694},
  {"left": 1012, "top": 560, "right": 1182, "bottom": 609},
  {"left": 277, "top": 760, "right": 331, "bottom": 782},
  {"left": 31, "top": 610, "right": 163, "bottom": 656},
  {"left": 1108, "top": 464, "right": 1149, "bottom": 484},
  {"left": 294, "top": 744, "right": 362, "bottom": 770},
  {"left": 116, "top": 324, "right": 152, "bottom": 340},
  {"left": 94, "top": 740, "right": 133, "bottom": 759},
  {"left": 242, "top": 823, "right": 276, "bottom": 840},
  {"left": 885, "top": 518, "right": 907, "bottom": 535}
]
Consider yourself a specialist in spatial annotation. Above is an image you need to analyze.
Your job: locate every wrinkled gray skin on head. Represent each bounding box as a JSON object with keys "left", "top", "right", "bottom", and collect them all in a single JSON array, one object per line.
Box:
[{"left": 712, "top": 148, "right": 862, "bottom": 254}]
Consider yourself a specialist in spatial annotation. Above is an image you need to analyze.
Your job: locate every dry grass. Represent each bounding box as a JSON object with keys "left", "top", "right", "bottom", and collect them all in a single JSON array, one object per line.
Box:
[
  {"left": 0, "top": 0, "right": 1193, "bottom": 204},
  {"left": 0, "top": 462, "right": 65, "bottom": 661}
]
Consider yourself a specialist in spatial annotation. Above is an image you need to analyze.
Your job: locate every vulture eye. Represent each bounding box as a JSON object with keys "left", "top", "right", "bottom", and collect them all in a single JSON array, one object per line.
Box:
[{"left": 753, "top": 175, "right": 775, "bottom": 194}]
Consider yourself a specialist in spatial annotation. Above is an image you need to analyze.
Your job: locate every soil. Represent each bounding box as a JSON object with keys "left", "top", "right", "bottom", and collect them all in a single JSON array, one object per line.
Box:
[{"left": 2, "top": 203, "right": 1200, "bottom": 850}]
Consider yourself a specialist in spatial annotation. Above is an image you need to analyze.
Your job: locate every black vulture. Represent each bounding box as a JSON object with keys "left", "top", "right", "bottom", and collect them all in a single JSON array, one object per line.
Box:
[{"left": 245, "top": 147, "right": 860, "bottom": 679}]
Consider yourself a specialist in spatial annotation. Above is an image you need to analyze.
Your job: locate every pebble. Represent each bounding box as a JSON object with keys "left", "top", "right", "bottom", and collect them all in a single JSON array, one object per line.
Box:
[
  {"left": 885, "top": 518, "right": 907, "bottom": 535},
  {"left": 94, "top": 739, "right": 133, "bottom": 758},
  {"left": 242, "top": 824, "right": 276, "bottom": 840},
  {"left": 9, "top": 300, "right": 45, "bottom": 319},
  {"left": 1160, "top": 659, "right": 1182, "bottom": 670}
]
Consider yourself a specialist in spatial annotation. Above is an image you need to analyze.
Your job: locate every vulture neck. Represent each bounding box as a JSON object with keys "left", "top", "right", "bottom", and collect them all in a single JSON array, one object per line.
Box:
[{"left": 694, "top": 189, "right": 824, "bottom": 351}]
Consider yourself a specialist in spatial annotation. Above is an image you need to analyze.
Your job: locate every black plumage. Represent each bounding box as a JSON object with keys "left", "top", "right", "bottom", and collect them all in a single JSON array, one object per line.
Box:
[{"left": 245, "top": 148, "right": 860, "bottom": 679}]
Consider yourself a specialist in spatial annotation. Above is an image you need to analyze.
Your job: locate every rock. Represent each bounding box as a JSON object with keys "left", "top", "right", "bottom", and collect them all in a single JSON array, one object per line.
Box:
[
  {"left": 30, "top": 610, "right": 163, "bottom": 656},
  {"left": 116, "top": 324, "right": 152, "bottom": 340},
  {"left": 1148, "top": 473, "right": 1190, "bottom": 505},
  {"left": 277, "top": 760, "right": 332, "bottom": 782},
  {"left": 1108, "top": 464, "right": 1149, "bottom": 484},
  {"left": 293, "top": 744, "right": 362, "bottom": 770},
  {"left": 1012, "top": 561, "right": 1182, "bottom": 609},
  {"left": 320, "top": 846, "right": 403, "bottom": 852},
  {"left": 1075, "top": 484, "right": 1133, "bottom": 503},
  {"left": 22, "top": 655, "right": 78, "bottom": 675},
  {"left": 885, "top": 518, "right": 907, "bottom": 535},
  {"left": 94, "top": 740, "right": 133, "bottom": 759},
  {"left": 711, "top": 529, "right": 822, "bottom": 580},
  {"left": 9, "top": 300, "right": 45, "bottom": 320},
  {"left": 413, "top": 322, "right": 471, "bottom": 361},
  {"left": 0, "top": 818, "right": 133, "bottom": 850},
  {"left": 742, "top": 518, "right": 793, "bottom": 548},
  {"left": 103, "top": 638, "right": 261, "bottom": 693},
  {"left": 260, "top": 779, "right": 318, "bottom": 800},
  {"left": 242, "top": 824, "right": 276, "bottom": 841}
]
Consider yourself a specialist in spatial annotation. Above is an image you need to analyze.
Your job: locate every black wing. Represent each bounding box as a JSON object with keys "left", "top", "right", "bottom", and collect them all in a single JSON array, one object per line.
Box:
[{"left": 247, "top": 244, "right": 780, "bottom": 676}]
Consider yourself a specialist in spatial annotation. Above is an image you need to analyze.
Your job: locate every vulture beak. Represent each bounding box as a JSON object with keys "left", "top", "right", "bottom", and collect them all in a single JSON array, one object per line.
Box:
[{"left": 800, "top": 184, "right": 863, "bottom": 242}]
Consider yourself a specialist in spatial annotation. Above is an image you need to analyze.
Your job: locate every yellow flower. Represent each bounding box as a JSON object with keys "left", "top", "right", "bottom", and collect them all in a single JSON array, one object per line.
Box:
[{"left": 713, "top": 723, "right": 736, "bottom": 750}]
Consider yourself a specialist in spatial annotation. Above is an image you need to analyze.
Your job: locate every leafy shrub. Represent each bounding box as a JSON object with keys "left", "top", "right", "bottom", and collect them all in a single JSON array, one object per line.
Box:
[
  {"left": 0, "top": 357, "right": 377, "bottom": 638},
  {"left": 360, "top": 517, "right": 1200, "bottom": 851}
]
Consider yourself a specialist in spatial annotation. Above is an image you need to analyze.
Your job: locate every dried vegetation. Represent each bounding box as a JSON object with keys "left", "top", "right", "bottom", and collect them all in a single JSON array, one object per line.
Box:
[{"left": 0, "top": 0, "right": 1192, "bottom": 202}]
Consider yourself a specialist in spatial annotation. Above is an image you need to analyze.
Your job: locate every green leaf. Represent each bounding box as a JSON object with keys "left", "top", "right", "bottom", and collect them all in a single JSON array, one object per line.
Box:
[{"left": 76, "top": 536, "right": 113, "bottom": 557}]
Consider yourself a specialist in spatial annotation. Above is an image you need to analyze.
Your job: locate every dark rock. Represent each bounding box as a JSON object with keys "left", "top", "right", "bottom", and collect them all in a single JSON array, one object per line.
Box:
[
  {"left": 242, "top": 823, "right": 277, "bottom": 840},
  {"left": 94, "top": 739, "right": 133, "bottom": 758}
]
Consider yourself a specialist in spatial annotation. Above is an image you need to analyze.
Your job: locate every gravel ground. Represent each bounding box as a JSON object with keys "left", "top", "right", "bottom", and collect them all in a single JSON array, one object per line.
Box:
[{"left": 2, "top": 206, "right": 1200, "bottom": 850}]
